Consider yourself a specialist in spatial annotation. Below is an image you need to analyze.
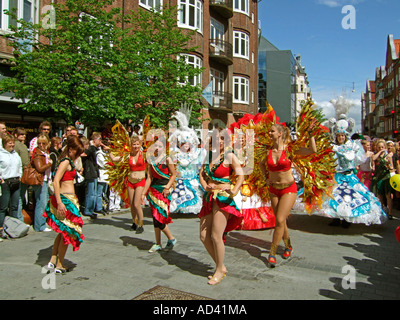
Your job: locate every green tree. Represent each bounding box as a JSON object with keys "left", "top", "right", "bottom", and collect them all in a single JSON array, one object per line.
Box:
[{"left": 0, "top": 0, "right": 204, "bottom": 128}]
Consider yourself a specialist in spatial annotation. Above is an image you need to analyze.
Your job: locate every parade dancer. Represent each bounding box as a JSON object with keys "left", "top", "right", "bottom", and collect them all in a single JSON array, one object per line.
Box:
[
  {"left": 249, "top": 100, "right": 336, "bottom": 268},
  {"left": 106, "top": 122, "right": 146, "bottom": 233},
  {"left": 43, "top": 136, "right": 85, "bottom": 274},
  {"left": 169, "top": 110, "right": 205, "bottom": 215},
  {"left": 260, "top": 123, "right": 317, "bottom": 267},
  {"left": 321, "top": 116, "right": 386, "bottom": 226},
  {"left": 143, "top": 138, "right": 178, "bottom": 253},
  {"left": 198, "top": 129, "right": 244, "bottom": 285}
]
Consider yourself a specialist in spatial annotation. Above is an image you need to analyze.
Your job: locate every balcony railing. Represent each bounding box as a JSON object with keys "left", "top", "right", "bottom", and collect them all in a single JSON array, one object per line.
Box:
[
  {"left": 384, "top": 88, "right": 393, "bottom": 98},
  {"left": 209, "top": 39, "right": 233, "bottom": 66},
  {"left": 209, "top": 91, "right": 233, "bottom": 111},
  {"left": 209, "top": 0, "right": 233, "bottom": 18}
]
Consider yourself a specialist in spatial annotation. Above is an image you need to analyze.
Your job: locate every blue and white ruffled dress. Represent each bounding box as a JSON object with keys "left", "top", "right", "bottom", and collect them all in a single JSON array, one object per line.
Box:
[
  {"left": 170, "top": 148, "right": 205, "bottom": 214},
  {"left": 317, "top": 140, "right": 387, "bottom": 225}
]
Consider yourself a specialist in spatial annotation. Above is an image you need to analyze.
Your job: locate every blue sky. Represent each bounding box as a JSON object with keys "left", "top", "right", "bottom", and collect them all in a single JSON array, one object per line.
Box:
[{"left": 258, "top": 0, "right": 400, "bottom": 132}]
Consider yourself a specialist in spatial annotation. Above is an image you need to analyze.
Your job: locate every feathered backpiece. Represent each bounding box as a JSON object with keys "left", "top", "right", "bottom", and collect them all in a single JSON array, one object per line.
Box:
[
  {"left": 105, "top": 120, "right": 131, "bottom": 203},
  {"left": 246, "top": 102, "right": 279, "bottom": 202},
  {"left": 289, "top": 100, "right": 337, "bottom": 213},
  {"left": 247, "top": 100, "right": 336, "bottom": 214}
]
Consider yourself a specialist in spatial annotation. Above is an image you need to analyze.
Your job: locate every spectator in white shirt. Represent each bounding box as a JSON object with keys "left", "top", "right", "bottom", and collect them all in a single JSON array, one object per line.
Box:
[{"left": 0, "top": 134, "right": 23, "bottom": 227}]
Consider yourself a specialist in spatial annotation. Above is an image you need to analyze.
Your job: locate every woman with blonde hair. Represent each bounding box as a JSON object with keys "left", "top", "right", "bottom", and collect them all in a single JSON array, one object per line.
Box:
[
  {"left": 142, "top": 138, "right": 178, "bottom": 252},
  {"left": 109, "top": 135, "right": 147, "bottom": 232},
  {"left": 260, "top": 123, "right": 317, "bottom": 267},
  {"left": 31, "top": 133, "right": 53, "bottom": 232}
]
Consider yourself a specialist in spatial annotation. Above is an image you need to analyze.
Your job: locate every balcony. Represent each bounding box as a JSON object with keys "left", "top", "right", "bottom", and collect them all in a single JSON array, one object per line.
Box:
[
  {"left": 209, "top": 39, "right": 233, "bottom": 66},
  {"left": 384, "top": 88, "right": 393, "bottom": 98},
  {"left": 209, "top": 91, "right": 233, "bottom": 111},
  {"left": 209, "top": 0, "right": 233, "bottom": 19}
]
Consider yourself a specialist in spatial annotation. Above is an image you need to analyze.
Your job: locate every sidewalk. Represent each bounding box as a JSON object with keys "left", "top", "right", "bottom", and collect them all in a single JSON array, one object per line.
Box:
[{"left": 0, "top": 206, "right": 399, "bottom": 300}]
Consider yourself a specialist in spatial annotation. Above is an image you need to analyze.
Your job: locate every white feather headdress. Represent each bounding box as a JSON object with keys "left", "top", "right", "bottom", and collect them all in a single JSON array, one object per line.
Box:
[{"left": 169, "top": 106, "right": 199, "bottom": 147}]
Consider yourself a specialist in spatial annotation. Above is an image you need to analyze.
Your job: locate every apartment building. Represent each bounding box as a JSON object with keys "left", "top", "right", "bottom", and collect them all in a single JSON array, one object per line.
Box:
[
  {"left": 361, "top": 80, "right": 376, "bottom": 138},
  {"left": 0, "top": 0, "right": 260, "bottom": 134},
  {"left": 258, "top": 35, "right": 310, "bottom": 124},
  {"left": 0, "top": 0, "right": 46, "bottom": 139},
  {"left": 362, "top": 34, "right": 400, "bottom": 140}
]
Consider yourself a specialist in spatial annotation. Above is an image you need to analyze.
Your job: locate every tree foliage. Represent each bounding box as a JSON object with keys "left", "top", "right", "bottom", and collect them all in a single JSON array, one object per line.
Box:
[{"left": 0, "top": 0, "right": 204, "bottom": 128}]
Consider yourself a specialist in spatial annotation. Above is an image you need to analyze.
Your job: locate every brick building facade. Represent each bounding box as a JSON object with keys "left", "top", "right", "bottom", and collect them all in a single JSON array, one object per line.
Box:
[{"left": 0, "top": 0, "right": 259, "bottom": 135}]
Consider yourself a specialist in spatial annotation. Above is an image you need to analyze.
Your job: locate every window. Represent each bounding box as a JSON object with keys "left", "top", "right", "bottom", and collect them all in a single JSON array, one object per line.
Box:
[
  {"left": 210, "top": 18, "right": 224, "bottom": 41},
  {"left": 210, "top": 68, "right": 225, "bottom": 96},
  {"left": 139, "top": 0, "right": 162, "bottom": 11},
  {"left": 233, "top": 76, "right": 249, "bottom": 104},
  {"left": 0, "top": 0, "right": 38, "bottom": 31},
  {"left": 233, "top": 0, "right": 249, "bottom": 15},
  {"left": 210, "top": 18, "right": 225, "bottom": 52},
  {"left": 233, "top": 31, "right": 249, "bottom": 59},
  {"left": 178, "top": 0, "right": 203, "bottom": 33},
  {"left": 179, "top": 54, "right": 202, "bottom": 86}
]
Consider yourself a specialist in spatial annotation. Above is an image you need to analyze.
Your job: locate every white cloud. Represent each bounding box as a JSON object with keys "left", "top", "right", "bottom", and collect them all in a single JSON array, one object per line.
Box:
[
  {"left": 314, "top": 98, "right": 362, "bottom": 133},
  {"left": 315, "top": 0, "right": 365, "bottom": 7}
]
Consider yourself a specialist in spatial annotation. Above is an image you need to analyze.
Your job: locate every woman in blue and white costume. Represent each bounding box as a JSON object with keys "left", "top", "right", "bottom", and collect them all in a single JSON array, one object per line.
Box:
[
  {"left": 320, "top": 116, "right": 386, "bottom": 227},
  {"left": 169, "top": 110, "right": 205, "bottom": 214}
]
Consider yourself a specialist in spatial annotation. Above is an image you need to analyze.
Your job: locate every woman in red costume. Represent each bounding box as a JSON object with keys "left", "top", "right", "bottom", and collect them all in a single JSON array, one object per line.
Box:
[
  {"left": 260, "top": 122, "right": 316, "bottom": 267},
  {"left": 43, "top": 135, "right": 85, "bottom": 274},
  {"left": 199, "top": 129, "right": 244, "bottom": 285},
  {"left": 110, "top": 135, "right": 146, "bottom": 233},
  {"left": 142, "top": 138, "right": 178, "bottom": 253}
]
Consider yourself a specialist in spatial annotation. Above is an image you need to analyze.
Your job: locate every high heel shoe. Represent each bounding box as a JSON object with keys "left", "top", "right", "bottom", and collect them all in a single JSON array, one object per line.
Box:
[
  {"left": 282, "top": 238, "right": 293, "bottom": 259},
  {"left": 208, "top": 270, "right": 227, "bottom": 280},
  {"left": 268, "top": 254, "right": 277, "bottom": 268},
  {"left": 207, "top": 272, "right": 226, "bottom": 285},
  {"left": 54, "top": 267, "right": 67, "bottom": 274},
  {"left": 268, "top": 243, "right": 278, "bottom": 268},
  {"left": 44, "top": 262, "right": 55, "bottom": 273}
]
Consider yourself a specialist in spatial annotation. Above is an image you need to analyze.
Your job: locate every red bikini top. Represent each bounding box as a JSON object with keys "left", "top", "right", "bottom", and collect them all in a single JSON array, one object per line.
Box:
[
  {"left": 61, "top": 168, "right": 76, "bottom": 181},
  {"left": 267, "top": 149, "right": 291, "bottom": 172},
  {"left": 129, "top": 151, "right": 146, "bottom": 172},
  {"left": 213, "top": 163, "right": 232, "bottom": 178},
  {"left": 151, "top": 162, "right": 169, "bottom": 180},
  {"left": 58, "top": 158, "right": 76, "bottom": 181}
]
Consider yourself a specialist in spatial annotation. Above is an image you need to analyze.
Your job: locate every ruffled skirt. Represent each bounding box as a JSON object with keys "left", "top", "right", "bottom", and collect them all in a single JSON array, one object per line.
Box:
[
  {"left": 170, "top": 177, "right": 204, "bottom": 214},
  {"left": 43, "top": 194, "right": 85, "bottom": 251},
  {"left": 314, "top": 173, "right": 387, "bottom": 225},
  {"left": 199, "top": 190, "right": 243, "bottom": 233},
  {"left": 146, "top": 184, "right": 172, "bottom": 225}
]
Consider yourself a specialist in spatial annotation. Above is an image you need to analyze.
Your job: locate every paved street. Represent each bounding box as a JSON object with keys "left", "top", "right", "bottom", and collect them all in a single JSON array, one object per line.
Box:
[{"left": 1, "top": 206, "right": 400, "bottom": 302}]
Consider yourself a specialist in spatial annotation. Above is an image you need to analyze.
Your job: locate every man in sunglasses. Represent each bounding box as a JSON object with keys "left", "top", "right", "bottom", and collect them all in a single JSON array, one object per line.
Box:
[{"left": 29, "top": 121, "right": 52, "bottom": 156}]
